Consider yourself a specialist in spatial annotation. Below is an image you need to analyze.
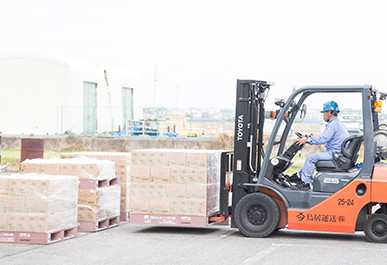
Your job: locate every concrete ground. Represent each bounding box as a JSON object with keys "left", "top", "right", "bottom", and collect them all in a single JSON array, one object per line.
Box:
[{"left": 0, "top": 223, "right": 386, "bottom": 265}]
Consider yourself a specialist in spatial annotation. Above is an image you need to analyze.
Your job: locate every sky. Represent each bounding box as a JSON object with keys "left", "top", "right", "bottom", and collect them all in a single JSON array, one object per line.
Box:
[{"left": 1, "top": 0, "right": 387, "bottom": 110}]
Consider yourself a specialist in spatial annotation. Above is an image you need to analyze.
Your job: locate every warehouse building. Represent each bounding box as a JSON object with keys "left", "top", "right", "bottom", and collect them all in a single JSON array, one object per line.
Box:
[{"left": 0, "top": 54, "right": 137, "bottom": 135}]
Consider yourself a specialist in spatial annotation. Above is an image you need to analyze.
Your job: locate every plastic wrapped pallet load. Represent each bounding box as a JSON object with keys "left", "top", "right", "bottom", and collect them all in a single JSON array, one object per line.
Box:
[
  {"left": 21, "top": 157, "right": 116, "bottom": 181},
  {"left": 0, "top": 173, "right": 78, "bottom": 244},
  {"left": 21, "top": 157, "right": 121, "bottom": 231},
  {"left": 78, "top": 185, "right": 121, "bottom": 222},
  {"left": 129, "top": 149, "right": 223, "bottom": 226},
  {"left": 60, "top": 152, "right": 131, "bottom": 221}
]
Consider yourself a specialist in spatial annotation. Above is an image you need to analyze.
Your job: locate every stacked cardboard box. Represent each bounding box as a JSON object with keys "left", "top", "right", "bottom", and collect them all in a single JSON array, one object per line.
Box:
[
  {"left": 0, "top": 173, "right": 78, "bottom": 233},
  {"left": 21, "top": 157, "right": 120, "bottom": 224},
  {"left": 21, "top": 157, "right": 115, "bottom": 180},
  {"left": 60, "top": 152, "right": 131, "bottom": 218},
  {"left": 129, "top": 149, "right": 222, "bottom": 217}
]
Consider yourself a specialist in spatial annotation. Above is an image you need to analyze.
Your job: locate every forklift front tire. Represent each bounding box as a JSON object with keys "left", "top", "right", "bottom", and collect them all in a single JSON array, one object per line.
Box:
[
  {"left": 364, "top": 214, "right": 387, "bottom": 243},
  {"left": 235, "top": 192, "right": 280, "bottom": 238}
]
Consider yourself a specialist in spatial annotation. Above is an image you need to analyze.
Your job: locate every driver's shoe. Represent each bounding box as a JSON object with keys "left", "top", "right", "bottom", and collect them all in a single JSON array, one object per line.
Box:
[
  {"left": 291, "top": 180, "right": 310, "bottom": 190},
  {"left": 284, "top": 173, "right": 301, "bottom": 182}
]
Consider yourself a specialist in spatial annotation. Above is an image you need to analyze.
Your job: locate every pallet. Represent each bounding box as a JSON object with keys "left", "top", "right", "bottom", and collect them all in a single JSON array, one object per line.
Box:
[
  {"left": 130, "top": 214, "right": 218, "bottom": 227},
  {"left": 78, "top": 216, "right": 120, "bottom": 232},
  {"left": 120, "top": 211, "right": 130, "bottom": 222},
  {"left": 79, "top": 176, "right": 120, "bottom": 190},
  {"left": 0, "top": 226, "right": 78, "bottom": 244}
]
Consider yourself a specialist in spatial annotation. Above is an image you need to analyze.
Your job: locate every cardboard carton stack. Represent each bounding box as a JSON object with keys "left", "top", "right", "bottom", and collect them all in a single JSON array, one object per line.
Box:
[
  {"left": 60, "top": 152, "right": 131, "bottom": 220},
  {"left": 129, "top": 149, "right": 222, "bottom": 217},
  {"left": 0, "top": 173, "right": 78, "bottom": 233},
  {"left": 21, "top": 157, "right": 120, "bottom": 224}
]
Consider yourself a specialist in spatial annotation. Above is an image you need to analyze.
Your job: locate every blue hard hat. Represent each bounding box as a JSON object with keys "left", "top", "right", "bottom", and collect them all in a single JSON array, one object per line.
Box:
[{"left": 321, "top": 101, "right": 340, "bottom": 113}]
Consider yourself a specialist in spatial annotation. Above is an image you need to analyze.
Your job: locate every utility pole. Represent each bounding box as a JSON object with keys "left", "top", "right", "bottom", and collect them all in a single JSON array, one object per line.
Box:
[
  {"left": 153, "top": 65, "right": 158, "bottom": 107},
  {"left": 176, "top": 84, "right": 179, "bottom": 108}
]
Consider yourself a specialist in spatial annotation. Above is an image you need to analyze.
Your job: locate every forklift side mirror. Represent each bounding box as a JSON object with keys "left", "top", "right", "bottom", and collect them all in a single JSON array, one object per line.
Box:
[{"left": 300, "top": 104, "right": 307, "bottom": 119}]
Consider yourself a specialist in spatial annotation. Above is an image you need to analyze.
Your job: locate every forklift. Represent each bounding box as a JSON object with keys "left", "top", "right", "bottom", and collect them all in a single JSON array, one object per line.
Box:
[{"left": 217, "top": 80, "right": 387, "bottom": 243}]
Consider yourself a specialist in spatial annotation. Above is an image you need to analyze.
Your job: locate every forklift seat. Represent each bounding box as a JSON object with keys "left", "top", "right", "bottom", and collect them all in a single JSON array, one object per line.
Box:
[{"left": 316, "top": 134, "right": 364, "bottom": 172}]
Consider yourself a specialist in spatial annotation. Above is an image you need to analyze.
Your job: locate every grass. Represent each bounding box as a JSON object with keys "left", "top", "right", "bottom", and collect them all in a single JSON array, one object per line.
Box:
[{"left": 1, "top": 150, "right": 61, "bottom": 169}]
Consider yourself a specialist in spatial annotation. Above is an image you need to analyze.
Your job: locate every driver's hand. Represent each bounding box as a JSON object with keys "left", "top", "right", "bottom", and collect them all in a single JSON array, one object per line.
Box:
[{"left": 296, "top": 136, "right": 307, "bottom": 146}]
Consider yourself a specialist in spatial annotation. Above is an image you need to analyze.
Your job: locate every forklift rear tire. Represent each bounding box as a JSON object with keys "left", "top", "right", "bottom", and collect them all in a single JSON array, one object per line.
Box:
[
  {"left": 364, "top": 214, "right": 387, "bottom": 243},
  {"left": 235, "top": 192, "right": 280, "bottom": 238}
]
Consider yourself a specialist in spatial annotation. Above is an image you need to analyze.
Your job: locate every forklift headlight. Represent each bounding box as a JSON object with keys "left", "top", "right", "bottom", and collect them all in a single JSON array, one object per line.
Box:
[{"left": 271, "top": 157, "right": 279, "bottom": 166}]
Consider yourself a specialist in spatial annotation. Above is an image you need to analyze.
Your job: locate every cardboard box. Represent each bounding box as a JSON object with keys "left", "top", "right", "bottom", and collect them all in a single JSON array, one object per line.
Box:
[
  {"left": 150, "top": 197, "right": 169, "bottom": 214},
  {"left": 38, "top": 180, "right": 50, "bottom": 198},
  {"left": 26, "top": 215, "right": 37, "bottom": 232},
  {"left": 78, "top": 190, "right": 98, "bottom": 205},
  {"left": 186, "top": 152, "right": 208, "bottom": 168},
  {"left": 120, "top": 197, "right": 129, "bottom": 212},
  {"left": 70, "top": 164, "right": 80, "bottom": 176},
  {"left": 7, "top": 196, "right": 26, "bottom": 213},
  {"left": 196, "top": 167, "right": 208, "bottom": 183},
  {"left": 0, "top": 214, "right": 7, "bottom": 231},
  {"left": 16, "top": 215, "right": 27, "bottom": 231},
  {"left": 149, "top": 151, "right": 166, "bottom": 167},
  {"left": 166, "top": 183, "right": 186, "bottom": 199},
  {"left": 151, "top": 166, "right": 171, "bottom": 183},
  {"left": 7, "top": 214, "right": 17, "bottom": 231},
  {"left": 187, "top": 167, "right": 198, "bottom": 183},
  {"left": 18, "top": 179, "right": 29, "bottom": 196},
  {"left": 60, "top": 164, "right": 71, "bottom": 175},
  {"left": 149, "top": 183, "right": 166, "bottom": 198},
  {"left": 170, "top": 167, "right": 180, "bottom": 183},
  {"left": 178, "top": 200, "right": 188, "bottom": 215},
  {"left": 0, "top": 178, "right": 7, "bottom": 195},
  {"left": 78, "top": 207, "right": 97, "bottom": 222},
  {"left": 36, "top": 215, "right": 48, "bottom": 233},
  {"left": 26, "top": 197, "right": 48, "bottom": 214},
  {"left": 41, "top": 163, "right": 60, "bottom": 175},
  {"left": 0, "top": 195, "right": 8, "bottom": 213},
  {"left": 129, "top": 196, "right": 149, "bottom": 214},
  {"left": 169, "top": 199, "right": 179, "bottom": 215},
  {"left": 186, "top": 184, "right": 207, "bottom": 200},
  {"left": 130, "top": 166, "right": 150, "bottom": 182},
  {"left": 166, "top": 151, "right": 187, "bottom": 167},
  {"left": 187, "top": 199, "right": 198, "bottom": 215},
  {"left": 8, "top": 178, "right": 19, "bottom": 196},
  {"left": 29, "top": 179, "right": 39, "bottom": 197},
  {"left": 20, "top": 163, "right": 41, "bottom": 173},
  {"left": 131, "top": 151, "right": 150, "bottom": 167},
  {"left": 129, "top": 183, "right": 149, "bottom": 199}
]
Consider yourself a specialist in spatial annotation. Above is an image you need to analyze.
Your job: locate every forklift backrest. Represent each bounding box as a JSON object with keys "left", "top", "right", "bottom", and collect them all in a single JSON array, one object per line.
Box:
[
  {"left": 342, "top": 134, "right": 364, "bottom": 165},
  {"left": 316, "top": 134, "right": 363, "bottom": 172}
]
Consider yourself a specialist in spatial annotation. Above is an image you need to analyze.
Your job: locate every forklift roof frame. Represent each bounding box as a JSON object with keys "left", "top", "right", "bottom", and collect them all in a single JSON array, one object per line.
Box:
[{"left": 256, "top": 85, "right": 376, "bottom": 207}]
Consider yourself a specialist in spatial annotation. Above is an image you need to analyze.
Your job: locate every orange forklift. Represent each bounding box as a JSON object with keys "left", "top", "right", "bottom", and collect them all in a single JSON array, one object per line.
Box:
[{"left": 218, "top": 80, "right": 387, "bottom": 242}]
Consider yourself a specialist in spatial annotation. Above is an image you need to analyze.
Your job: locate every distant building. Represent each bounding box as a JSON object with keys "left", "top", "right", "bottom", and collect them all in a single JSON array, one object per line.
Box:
[{"left": 0, "top": 54, "right": 136, "bottom": 134}]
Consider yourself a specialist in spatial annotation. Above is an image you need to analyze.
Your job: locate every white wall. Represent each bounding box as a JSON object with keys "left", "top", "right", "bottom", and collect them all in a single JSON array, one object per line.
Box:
[{"left": 0, "top": 54, "right": 139, "bottom": 134}]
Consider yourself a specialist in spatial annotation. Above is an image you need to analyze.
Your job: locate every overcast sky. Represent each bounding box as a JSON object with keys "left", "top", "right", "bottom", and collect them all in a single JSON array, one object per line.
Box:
[{"left": 1, "top": 0, "right": 387, "bottom": 110}]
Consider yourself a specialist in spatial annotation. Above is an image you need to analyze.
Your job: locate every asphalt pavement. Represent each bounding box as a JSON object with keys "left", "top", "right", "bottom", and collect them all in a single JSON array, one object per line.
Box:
[{"left": 0, "top": 223, "right": 386, "bottom": 265}]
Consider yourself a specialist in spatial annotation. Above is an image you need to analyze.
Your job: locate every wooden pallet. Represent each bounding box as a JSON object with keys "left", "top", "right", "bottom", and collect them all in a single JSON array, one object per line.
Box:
[
  {"left": 0, "top": 226, "right": 78, "bottom": 244},
  {"left": 129, "top": 214, "right": 218, "bottom": 227},
  {"left": 79, "top": 176, "right": 120, "bottom": 190},
  {"left": 78, "top": 216, "right": 120, "bottom": 232}
]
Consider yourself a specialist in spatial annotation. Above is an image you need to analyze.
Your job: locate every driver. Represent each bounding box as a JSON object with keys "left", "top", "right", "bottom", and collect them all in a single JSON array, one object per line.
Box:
[{"left": 287, "top": 100, "right": 349, "bottom": 190}]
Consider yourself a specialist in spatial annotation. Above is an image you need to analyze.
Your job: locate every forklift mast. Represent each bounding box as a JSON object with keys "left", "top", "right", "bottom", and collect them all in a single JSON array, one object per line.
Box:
[{"left": 229, "top": 80, "right": 272, "bottom": 227}]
